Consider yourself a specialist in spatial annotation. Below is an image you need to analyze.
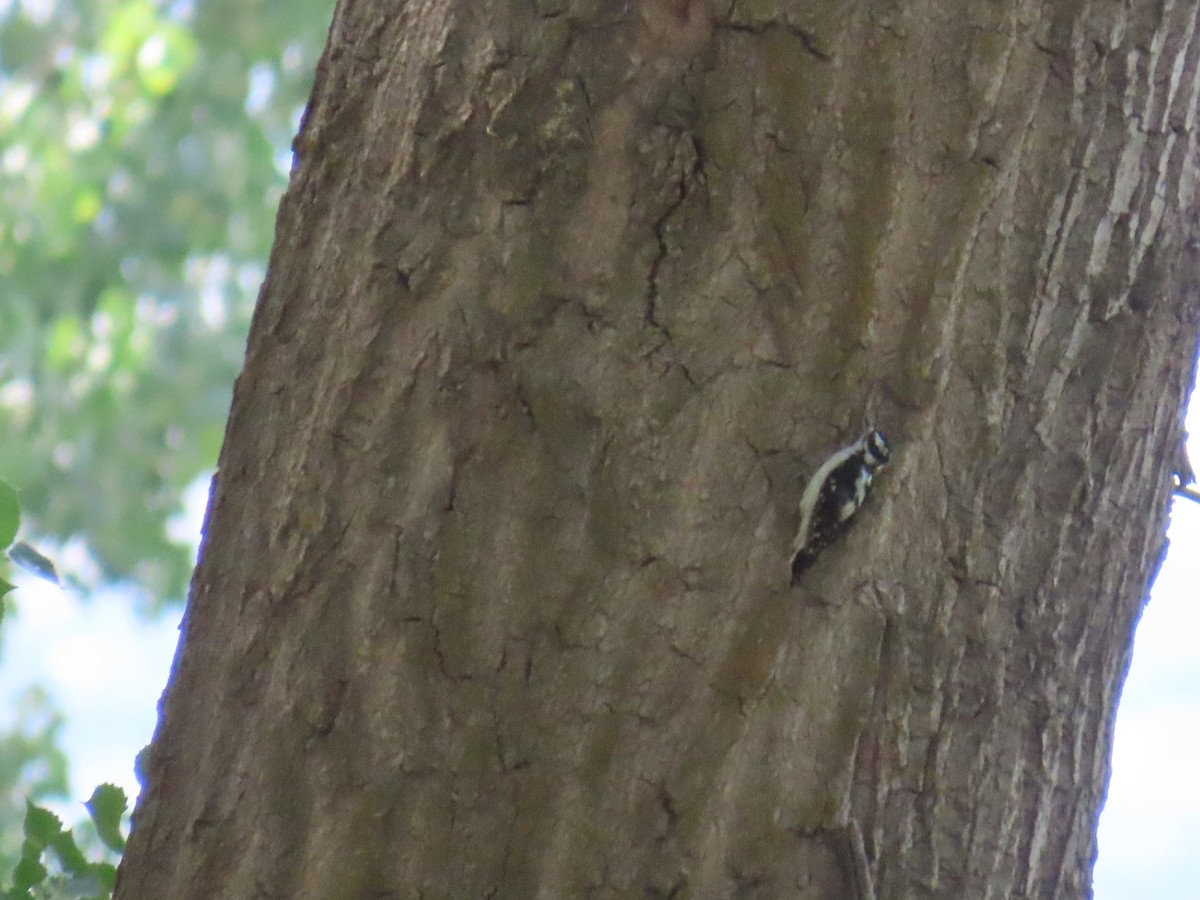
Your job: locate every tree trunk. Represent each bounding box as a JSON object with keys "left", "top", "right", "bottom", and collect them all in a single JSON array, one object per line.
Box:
[{"left": 115, "top": 1, "right": 1200, "bottom": 897}]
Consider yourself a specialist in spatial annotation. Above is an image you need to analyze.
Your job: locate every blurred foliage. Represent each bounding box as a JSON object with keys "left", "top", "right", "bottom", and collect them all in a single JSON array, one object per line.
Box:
[
  {"left": 0, "top": 0, "right": 335, "bottom": 606},
  {"left": 0, "top": 0, "right": 334, "bottom": 885},
  {"left": 0, "top": 481, "right": 68, "bottom": 879},
  {"left": 0, "top": 688, "right": 70, "bottom": 879},
  {"left": 0, "top": 783, "right": 127, "bottom": 900}
]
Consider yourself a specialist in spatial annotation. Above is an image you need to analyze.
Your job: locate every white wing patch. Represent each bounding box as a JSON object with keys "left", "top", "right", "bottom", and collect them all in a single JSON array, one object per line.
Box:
[{"left": 793, "top": 440, "right": 863, "bottom": 554}]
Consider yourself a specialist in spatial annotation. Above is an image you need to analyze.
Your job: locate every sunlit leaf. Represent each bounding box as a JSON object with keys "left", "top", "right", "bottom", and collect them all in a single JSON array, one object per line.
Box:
[
  {"left": 100, "top": 0, "right": 158, "bottom": 66},
  {"left": 137, "top": 25, "right": 198, "bottom": 97},
  {"left": 44, "top": 316, "right": 86, "bottom": 371},
  {"left": 72, "top": 187, "right": 103, "bottom": 223}
]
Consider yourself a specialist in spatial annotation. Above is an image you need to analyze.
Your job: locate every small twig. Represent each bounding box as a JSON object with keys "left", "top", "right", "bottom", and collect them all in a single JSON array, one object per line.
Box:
[{"left": 1173, "top": 485, "right": 1200, "bottom": 505}]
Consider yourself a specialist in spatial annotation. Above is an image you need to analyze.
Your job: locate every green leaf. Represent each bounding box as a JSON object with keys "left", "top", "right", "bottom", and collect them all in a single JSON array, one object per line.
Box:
[
  {"left": 10, "top": 853, "right": 45, "bottom": 892},
  {"left": 0, "top": 482, "right": 18, "bottom": 550},
  {"left": 85, "top": 784, "right": 128, "bottom": 853},
  {"left": 9, "top": 804, "right": 60, "bottom": 893},
  {"left": 91, "top": 861, "right": 119, "bottom": 894},
  {"left": 22, "top": 803, "right": 62, "bottom": 847},
  {"left": 46, "top": 826, "right": 90, "bottom": 878}
]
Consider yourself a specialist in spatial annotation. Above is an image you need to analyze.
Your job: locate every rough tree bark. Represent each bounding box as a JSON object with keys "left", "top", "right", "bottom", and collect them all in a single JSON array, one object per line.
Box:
[{"left": 115, "top": 1, "right": 1200, "bottom": 898}]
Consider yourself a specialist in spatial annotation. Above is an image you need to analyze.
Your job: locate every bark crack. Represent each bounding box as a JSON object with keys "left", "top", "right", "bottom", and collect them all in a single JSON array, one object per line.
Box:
[
  {"left": 643, "top": 134, "right": 707, "bottom": 335},
  {"left": 718, "top": 19, "right": 832, "bottom": 62}
]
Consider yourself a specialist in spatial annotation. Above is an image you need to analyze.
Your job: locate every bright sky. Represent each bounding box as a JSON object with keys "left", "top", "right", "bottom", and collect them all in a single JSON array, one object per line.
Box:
[{"left": 0, "top": 402, "right": 1197, "bottom": 896}]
